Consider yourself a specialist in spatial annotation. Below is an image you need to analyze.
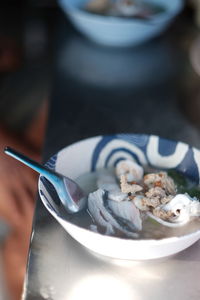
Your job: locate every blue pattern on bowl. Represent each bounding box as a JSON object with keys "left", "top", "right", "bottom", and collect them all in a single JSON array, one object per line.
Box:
[
  {"left": 43, "top": 134, "right": 200, "bottom": 185},
  {"left": 176, "top": 149, "right": 199, "bottom": 183},
  {"left": 105, "top": 148, "right": 142, "bottom": 167},
  {"left": 90, "top": 134, "right": 200, "bottom": 183},
  {"left": 45, "top": 154, "right": 58, "bottom": 170},
  {"left": 91, "top": 134, "right": 149, "bottom": 170},
  {"left": 158, "top": 138, "right": 178, "bottom": 156}
]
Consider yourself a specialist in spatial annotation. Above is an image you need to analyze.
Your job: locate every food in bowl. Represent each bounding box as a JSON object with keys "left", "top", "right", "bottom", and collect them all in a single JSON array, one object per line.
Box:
[
  {"left": 39, "top": 134, "right": 200, "bottom": 260},
  {"left": 85, "top": 0, "right": 165, "bottom": 19},
  {"left": 76, "top": 159, "right": 200, "bottom": 240}
]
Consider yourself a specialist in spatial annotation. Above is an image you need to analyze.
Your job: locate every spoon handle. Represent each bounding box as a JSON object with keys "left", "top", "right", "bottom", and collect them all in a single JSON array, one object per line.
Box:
[{"left": 4, "top": 146, "right": 58, "bottom": 181}]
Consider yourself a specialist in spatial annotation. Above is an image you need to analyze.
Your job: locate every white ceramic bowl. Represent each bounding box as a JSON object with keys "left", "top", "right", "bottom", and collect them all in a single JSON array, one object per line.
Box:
[
  {"left": 58, "top": 0, "right": 183, "bottom": 47},
  {"left": 39, "top": 134, "right": 200, "bottom": 260}
]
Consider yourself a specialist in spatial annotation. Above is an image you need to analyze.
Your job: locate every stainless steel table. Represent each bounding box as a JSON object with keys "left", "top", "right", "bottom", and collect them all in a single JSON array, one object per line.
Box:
[{"left": 23, "top": 12, "right": 200, "bottom": 300}]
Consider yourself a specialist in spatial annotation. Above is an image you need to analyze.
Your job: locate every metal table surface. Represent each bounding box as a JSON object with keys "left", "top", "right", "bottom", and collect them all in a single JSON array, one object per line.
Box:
[{"left": 23, "top": 13, "right": 200, "bottom": 300}]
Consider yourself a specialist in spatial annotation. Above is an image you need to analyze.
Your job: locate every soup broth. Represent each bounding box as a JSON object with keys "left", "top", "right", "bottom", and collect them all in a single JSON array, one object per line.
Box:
[{"left": 67, "top": 168, "right": 200, "bottom": 240}]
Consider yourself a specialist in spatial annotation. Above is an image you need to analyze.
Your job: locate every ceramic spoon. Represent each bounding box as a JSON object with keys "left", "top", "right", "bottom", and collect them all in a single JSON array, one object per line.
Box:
[{"left": 4, "top": 147, "right": 86, "bottom": 214}]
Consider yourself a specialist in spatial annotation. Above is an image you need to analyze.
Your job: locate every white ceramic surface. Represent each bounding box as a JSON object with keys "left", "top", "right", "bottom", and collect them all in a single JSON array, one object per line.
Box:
[
  {"left": 39, "top": 134, "right": 200, "bottom": 260},
  {"left": 58, "top": 0, "right": 183, "bottom": 47}
]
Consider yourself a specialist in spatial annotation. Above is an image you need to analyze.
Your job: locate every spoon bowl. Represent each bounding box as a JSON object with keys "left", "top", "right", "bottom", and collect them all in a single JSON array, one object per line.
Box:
[{"left": 4, "top": 147, "right": 86, "bottom": 214}]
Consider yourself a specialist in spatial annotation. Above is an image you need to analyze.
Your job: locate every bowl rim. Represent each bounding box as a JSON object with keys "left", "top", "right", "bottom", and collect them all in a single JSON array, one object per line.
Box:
[
  {"left": 58, "top": 0, "right": 184, "bottom": 26},
  {"left": 39, "top": 133, "right": 200, "bottom": 244}
]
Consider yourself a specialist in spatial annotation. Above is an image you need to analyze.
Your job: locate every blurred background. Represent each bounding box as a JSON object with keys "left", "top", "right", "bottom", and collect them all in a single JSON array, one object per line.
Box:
[
  {"left": 0, "top": 0, "right": 200, "bottom": 300},
  {"left": 0, "top": 1, "right": 56, "bottom": 300}
]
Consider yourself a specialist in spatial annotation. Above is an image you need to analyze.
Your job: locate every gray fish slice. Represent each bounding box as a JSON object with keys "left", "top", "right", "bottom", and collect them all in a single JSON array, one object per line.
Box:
[{"left": 88, "top": 189, "right": 139, "bottom": 238}]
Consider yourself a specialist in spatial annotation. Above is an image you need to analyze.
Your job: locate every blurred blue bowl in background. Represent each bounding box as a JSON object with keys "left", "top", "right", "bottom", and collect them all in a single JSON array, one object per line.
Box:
[{"left": 58, "top": 0, "right": 184, "bottom": 47}]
